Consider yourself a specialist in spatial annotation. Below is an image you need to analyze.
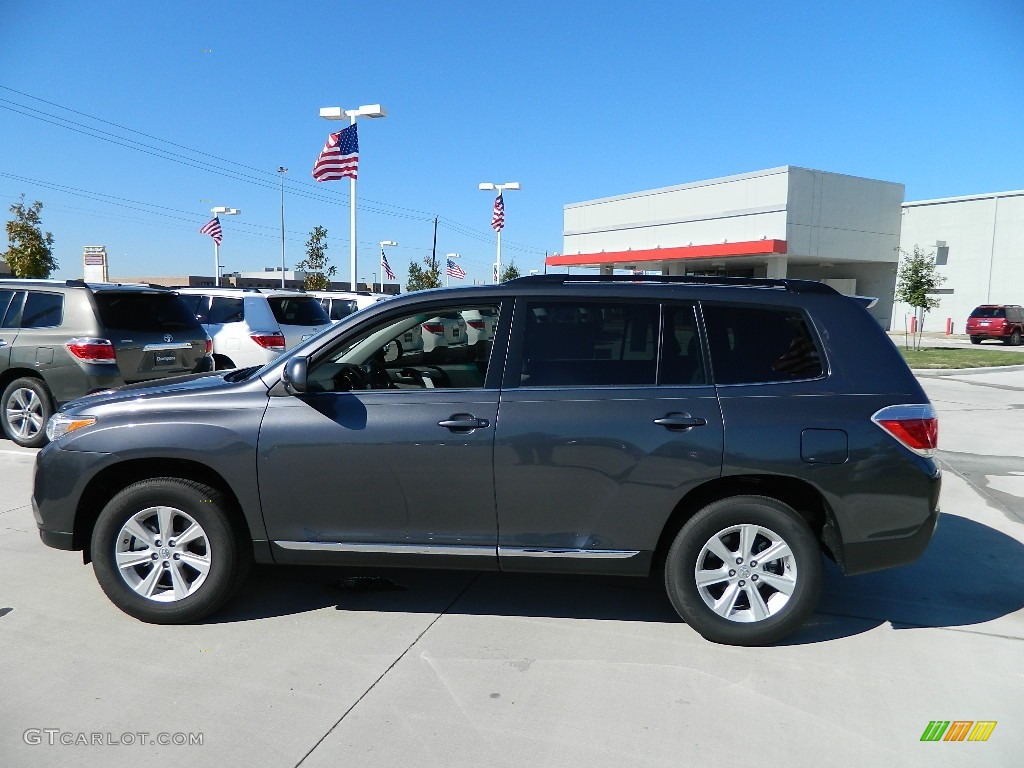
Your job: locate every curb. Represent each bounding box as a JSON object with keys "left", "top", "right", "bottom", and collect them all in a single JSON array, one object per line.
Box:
[{"left": 912, "top": 364, "right": 1024, "bottom": 376}]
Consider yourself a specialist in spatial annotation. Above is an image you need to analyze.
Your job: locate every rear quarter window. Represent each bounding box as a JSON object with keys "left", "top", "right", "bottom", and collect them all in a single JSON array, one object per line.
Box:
[
  {"left": 702, "top": 304, "right": 823, "bottom": 385},
  {"left": 94, "top": 292, "right": 202, "bottom": 332},
  {"left": 21, "top": 291, "right": 64, "bottom": 328},
  {"left": 268, "top": 296, "right": 330, "bottom": 326}
]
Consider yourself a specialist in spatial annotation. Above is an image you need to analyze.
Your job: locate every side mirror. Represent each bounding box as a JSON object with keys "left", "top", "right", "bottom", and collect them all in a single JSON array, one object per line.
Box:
[{"left": 282, "top": 356, "right": 309, "bottom": 394}]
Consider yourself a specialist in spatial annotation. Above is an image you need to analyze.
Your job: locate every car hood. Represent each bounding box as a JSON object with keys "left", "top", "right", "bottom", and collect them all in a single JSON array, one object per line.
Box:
[{"left": 61, "top": 370, "right": 249, "bottom": 412}]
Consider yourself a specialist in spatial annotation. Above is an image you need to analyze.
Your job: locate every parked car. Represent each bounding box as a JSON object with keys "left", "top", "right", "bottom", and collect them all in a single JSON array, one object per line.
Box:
[
  {"left": 309, "top": 290, "right": 391, "bottom": 322},
  {"left": 33, "top": 275, "right": 940, "bottom": 645},
  {"left": 176, "top": 287, "right": 331, "bottom": 369},
  {"left": 0, "top": 279, "right": 211, "bottom": 448},
  {"left": 966, "top": 304, "right": 1023, "bottom": 345},
  {"left": 461, "top": 307, "right": 499, "bottom": 346}
]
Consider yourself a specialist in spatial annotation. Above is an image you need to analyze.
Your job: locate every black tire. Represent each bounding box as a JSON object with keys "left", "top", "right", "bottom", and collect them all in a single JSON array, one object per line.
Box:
[
  {"left": 91, "top": 478, "right": 252, "bottom": 623},
  {"left": 1, "top": 377, "right": 54, "bottom": 448},
  {"left": 1005, "top": 330, "right": 1021, "bottom": 346},
  {"left": 664, "top": 495, "right": 822, "bottom": 646},
  {"left": 970, "top": 336, "right": 982, "bottom": 345}
]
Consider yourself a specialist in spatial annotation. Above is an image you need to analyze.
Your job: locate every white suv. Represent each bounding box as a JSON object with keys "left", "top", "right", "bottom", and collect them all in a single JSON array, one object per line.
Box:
[
  {"left": 177, "top": 288, "right": 331, "bottom": 369},
  {"left": 309, "top": 290, "right": 391, "bottom": 322}
]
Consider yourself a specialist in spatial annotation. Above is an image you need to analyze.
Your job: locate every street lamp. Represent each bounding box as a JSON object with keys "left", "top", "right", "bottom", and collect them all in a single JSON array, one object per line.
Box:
[
  {"left": 479, "top": 182, "right": 520, "bottom": 282},
  {"left": 379, "top": 240, "right": 397, "bottom": 291},
  {"left": 445, "top": 252, "right": 461, "bottom": 287},
  {"left": 320, "top": 103, "right": 388, "bottom": 291},
  {"left": 211, "top": 206, "right": 240, "bottom": 286},
  {"left": 277, "top": 167, "right": 288, "bottom": 288}
]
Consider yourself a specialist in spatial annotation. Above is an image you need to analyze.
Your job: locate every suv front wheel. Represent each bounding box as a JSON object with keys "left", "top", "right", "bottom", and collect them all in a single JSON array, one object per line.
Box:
[
  {"left": 1, "top": 377, "right": 54, "bottom": 449},
  {"left": 664, "top": 495, "right": 822, "bottom": 646},
  {"left": 91, "top": 478, "right": 251, "bottom": 623}
]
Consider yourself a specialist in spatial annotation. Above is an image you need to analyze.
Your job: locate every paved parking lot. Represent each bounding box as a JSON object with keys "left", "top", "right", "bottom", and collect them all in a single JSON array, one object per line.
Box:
[{"left": 1, "top": 369, "right": 1021, "bottom": 767}]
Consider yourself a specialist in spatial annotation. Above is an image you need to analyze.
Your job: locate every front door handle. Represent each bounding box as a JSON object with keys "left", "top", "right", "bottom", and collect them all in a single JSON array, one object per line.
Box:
[
  {"left": 654, "top": 413, "right": 707, "bottom": 431},
  {"left": 438, "top": 414, "right": 490, "bottom": 432}
]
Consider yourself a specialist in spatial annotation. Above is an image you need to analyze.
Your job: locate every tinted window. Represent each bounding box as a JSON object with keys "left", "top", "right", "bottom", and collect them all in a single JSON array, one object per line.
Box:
[
  {"left": 521, "top": 301, "right": 658, "bottom": 387},
  {"left": 179, "top": 294, "right": 209, "bottom": 322},
  {"left": 0, "top": 290, "right": 15, "bottom": 326},
  {"left": 660, "top": 304, "right": 706, "bottom": 386},
  {"left": 325, "top": 298, "right": 358, "bottom": 321},
  {"left": 21, "top": 291, "right": 64, "bottom": 328},
  {"left": 703, "top": 304, "right": 823, "bottom": 384},
  {"left": 208, "top": 297, "right": 244, "bottom": 324},
  {"left": 970, "top": 306, "right": 1006, "bottom": 318},
  {"left": 94, "top": 292, "right": 201, "bottom": 332},
  {"left": 1, "top": 291, "right": 24, "bottom": 328},
  {"left": 268, "top": 296, "right": 330, "bottom": 326}
]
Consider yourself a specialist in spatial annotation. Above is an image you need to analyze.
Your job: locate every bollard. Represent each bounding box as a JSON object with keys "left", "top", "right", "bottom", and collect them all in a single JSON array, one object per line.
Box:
[
  {"left": 910, "top": 315, "right": 918, "bottom": 334},
  {"left": 946, "top": 318, "right": 953, "bottom": 335}
]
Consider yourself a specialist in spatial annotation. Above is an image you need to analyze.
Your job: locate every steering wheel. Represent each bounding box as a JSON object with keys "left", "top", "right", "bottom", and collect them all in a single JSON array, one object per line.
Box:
[{"left": 331, "top": 363, "right": 370, "bottom": 391}]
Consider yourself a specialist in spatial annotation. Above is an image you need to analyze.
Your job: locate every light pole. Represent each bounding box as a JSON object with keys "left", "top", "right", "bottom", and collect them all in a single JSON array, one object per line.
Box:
[
  {"left": 479, "top": 181, "right": 520, "bottom": 282},
  {"left": 446, "top": 252, "right": 460, "bottom": 287},
  {"left": 211, "top": 206, "right": 240, "bottom": 286},
  {"left": 319, "top": 103, "right": 387, "bottom": 291},
  {"left": 379, "top": 240, "right": 397, "bottom": 292},
  {"left": 277, "top": 167, "right": 288, "bottom": 288}
]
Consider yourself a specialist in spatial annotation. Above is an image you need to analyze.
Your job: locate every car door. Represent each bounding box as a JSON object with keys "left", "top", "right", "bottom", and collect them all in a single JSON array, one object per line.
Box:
[
  {"left": 0, "top": 289, "right": 19, "bottom": 371},
  {"left": 493, "top": 298, "right": 724, "bottom": 575},
  {"left": 257, "top": 299, "right": 505, "bottom": 569}
]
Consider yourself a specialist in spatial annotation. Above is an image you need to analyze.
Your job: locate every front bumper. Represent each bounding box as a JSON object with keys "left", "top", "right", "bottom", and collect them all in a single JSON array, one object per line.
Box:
[{"left": 33, "top": 442, "right": 115, "bottom": 553}]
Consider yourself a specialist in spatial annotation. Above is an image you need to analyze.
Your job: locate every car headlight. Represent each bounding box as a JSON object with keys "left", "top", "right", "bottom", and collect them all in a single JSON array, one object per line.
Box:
[{"left": 46, "top": 414, "right": 97, "bottom": 442}]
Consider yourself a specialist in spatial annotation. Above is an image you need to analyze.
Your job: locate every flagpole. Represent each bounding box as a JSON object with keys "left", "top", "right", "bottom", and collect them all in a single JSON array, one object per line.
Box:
[
  {"left": 214, "top": 241, "right": 220, "bottom": 287},
  {"left": 349, "top": 113, "right": 357, "bottom": 291},
  {"left": 496, "top": 229, "right": 501, "bottom": 283}
]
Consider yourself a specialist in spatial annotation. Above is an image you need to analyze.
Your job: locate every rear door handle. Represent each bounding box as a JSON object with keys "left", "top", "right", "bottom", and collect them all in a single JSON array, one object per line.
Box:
[
  {"left": 438, "top": 414, "right": 490, "bottom": 432},
  {"left": 654, "top": 413, "right": 707, "bottom": 431}
]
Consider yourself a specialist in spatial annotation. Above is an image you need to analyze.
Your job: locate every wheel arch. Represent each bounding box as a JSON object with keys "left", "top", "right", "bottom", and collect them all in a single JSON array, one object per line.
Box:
[
  {"left": 74, "top": 458, "right": 250, "bottom": 563},
  {"left": 652, "top": 474, "right": 834, "bottom": 575},
  {"left": 0, "top": 367, "right": 53, "bottom": 398}
]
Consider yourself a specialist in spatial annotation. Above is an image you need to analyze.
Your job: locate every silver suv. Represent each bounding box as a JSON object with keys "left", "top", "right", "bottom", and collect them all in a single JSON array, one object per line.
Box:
[
  {"left": 176, "top": 287, "right": 331, "bottom": 369},
  {"left": 0, "top": 279, "right": 212, "bottom": 447}
]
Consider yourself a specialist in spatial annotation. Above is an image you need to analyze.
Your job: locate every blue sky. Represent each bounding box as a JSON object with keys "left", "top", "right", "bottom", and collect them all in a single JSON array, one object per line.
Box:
[{"left": 1, "top": 1, "right": 1022, "bottom": 287}]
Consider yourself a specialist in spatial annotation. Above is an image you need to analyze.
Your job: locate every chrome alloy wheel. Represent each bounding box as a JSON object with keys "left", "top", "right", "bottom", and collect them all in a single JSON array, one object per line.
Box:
[
  {"left": 694, "top": 523, "right": 798, "bottom": 623},
  {"left": 114, "top": 506, "right": 212, "bottom": 602},
  {"left": 5, "top": 386, "right": 44, "bottom": 440}
]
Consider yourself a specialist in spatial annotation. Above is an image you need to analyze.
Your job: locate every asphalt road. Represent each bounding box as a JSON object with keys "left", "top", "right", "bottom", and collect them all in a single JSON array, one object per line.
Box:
[{"left": 1, "top": 368, "right": 1021, "bottom": 768}]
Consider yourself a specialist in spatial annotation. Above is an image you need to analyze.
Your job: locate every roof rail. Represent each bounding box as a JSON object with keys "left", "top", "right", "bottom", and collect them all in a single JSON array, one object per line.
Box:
[{"left": 506, "top": 274, "right": 838, "bottom": 294}]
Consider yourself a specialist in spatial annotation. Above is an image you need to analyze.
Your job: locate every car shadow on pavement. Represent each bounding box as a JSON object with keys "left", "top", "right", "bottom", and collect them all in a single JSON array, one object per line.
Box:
[{"left": 212, "top": 513, "right": 1024, "bottom": 645}]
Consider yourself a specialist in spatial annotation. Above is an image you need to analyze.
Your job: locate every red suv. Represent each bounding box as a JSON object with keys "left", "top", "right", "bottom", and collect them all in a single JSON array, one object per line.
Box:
[{"left": 966, "top": 305, "right": 1024, "bottom": 345}]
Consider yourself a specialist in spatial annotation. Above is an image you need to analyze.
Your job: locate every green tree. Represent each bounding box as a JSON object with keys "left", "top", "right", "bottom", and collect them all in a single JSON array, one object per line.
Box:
[
  {"left": 406, "top": 253, "right": 442, "bottom": 291},
  {"left": 894, "top": 245, "right": 946, "bottom": 350},
  {"left": 4, "top": 195, "right": 57, "bottom": 278},
  {"left": 500, "top": 261, "right": 521, "bottom": 282},
  {"left": 295, "top": 226, "right": 335, "bottom": 290}
]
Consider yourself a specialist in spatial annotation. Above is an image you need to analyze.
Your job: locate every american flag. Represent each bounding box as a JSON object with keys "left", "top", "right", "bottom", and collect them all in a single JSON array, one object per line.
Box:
[
  {"left": 312, "top": 124, "right": 359, "bottom": 181},
  {"left": 446, "top": 258, "right": 466, "bottom": 280},
  {"left": 491, "top": 193, "right": 504, "bottom": 232},
  {"left": 199, "top": 217, "right": 223, "bottom": 245},
  {"left": 381, "top": 249, "right": 396, "bottom": 281}
]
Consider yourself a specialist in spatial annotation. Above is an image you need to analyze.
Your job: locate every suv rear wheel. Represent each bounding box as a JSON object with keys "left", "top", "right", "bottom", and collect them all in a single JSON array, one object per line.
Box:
[
  {"left": 91, "top": 478, "right": 251, "bottom": 623},
  {"left": 1, "top": 377, "right": 54, "bottom": 448},
  {"left": 1004, "top": 330, "right": 1022, "bottom": 346},
  {"left": 664, "top": 495, "right": 822, "bottom": 646}
]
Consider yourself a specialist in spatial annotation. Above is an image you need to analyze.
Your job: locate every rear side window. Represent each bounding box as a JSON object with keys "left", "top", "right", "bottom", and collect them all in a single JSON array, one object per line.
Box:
[
  {"left": 520, "top": 301, "right": 658, "bottom": 387},
  {"left": 970, "top": 306, "right": 1006, "bottom": 318},
  {"left": 208, "top": 297, "right": 244, "bottom": 324},
  {"left": 703, "top": 304, "right": 823, "bottom": 385},
  {"left": 1, "top": 291, "right": 23, "bottom": 328},
  {"left": 94, "top": 292, "right": 201, "bottom": 332},
  {"left": 323, "top": 298, "right": 358, "bottom": 321},
  {"left": 178, "top": 294, "right": 209, "bottom": 323},
  {"left": 22, "top": 291, "right": 64, "bottom": 328},
  {"left": 0, "top": 290, "right": 15, "bottom": 326},
  {"left": 268, "top": 296, "right": 330, "bottom": 327}
]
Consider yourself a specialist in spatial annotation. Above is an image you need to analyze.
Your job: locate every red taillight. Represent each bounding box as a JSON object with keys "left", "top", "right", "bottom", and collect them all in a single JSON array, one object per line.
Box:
[
  {"left": 205, "top": 338, "right": 213, "bottom": 355},
  {"left": 250, "top": 332, "right": 286, "bottom": 350},
  {"left": 467, "top": 320, "right": 486, "bottom": 330},
  {"left": 66, "top": 338, "right": 117, "bottom": 364},
  {"left": 422, "top": 323, "right": 445, "bottom": 334},
  {"left": 872, "top": 404, "right": 938, "bottom": 456}
]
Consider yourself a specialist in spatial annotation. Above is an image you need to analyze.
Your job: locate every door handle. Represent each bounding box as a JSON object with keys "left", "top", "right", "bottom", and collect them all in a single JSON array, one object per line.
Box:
[
  {"left": 438, "top": 414, "right": 490, "bottom": 432},
  {"left": 654, "top": 413, "right": 707, "bottom": 430}
]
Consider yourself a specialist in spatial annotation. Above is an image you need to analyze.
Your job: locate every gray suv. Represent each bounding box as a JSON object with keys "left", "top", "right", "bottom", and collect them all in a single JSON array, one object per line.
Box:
[
  {"left": 32, "top": 276, "right": 941, "bottom": 645},
  {"left": 1, "top": 279, "right": 212, "bottom": 448}
]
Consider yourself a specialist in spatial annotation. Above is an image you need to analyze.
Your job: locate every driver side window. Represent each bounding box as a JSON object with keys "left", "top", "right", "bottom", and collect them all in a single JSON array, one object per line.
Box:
[{"left": 306, "top": 303, "right": 500, "bottom": 393}]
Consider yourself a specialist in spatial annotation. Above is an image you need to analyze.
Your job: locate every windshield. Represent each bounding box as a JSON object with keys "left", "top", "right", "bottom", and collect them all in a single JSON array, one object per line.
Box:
[{"left": 970, "top": 307, "right": 1006, "bottom": 318}]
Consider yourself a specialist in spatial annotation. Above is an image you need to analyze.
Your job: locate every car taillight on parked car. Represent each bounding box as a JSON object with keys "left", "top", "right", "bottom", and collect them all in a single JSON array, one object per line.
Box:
[
  {"left": 249, "top": 331, "right": 286, "bottom": 350},
  {"left": 467, "top": 320, "right": 486, "bottom": 330},
  {"left": 205, "top": 338, "right": 213, "bottom": 355},
  {"left": 871, "top": 404, "right": 938, "bottom": 457},
  {"left": 66, "top": 338, "right": 117, "bottom": 364},
  {"left": 422, "top": 323, "right": 445, "bottom": 334}
]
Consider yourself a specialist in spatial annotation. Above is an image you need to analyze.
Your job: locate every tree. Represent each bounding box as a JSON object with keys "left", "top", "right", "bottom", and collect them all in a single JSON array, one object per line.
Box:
[
  {"left": 500, "top": 261, "right": 521, "bottom": 282},
  {"left": 894, "top": 245, "right": 946, "bottom": 350},
  {"left": 406, "top": 253, "right": 442, "bottom": 292},
  {"left": 4, "top": 195, "right": 57, "bottom": 278},
  {"left": 295, "top": 226, "right": 335, "bottom": 290}
]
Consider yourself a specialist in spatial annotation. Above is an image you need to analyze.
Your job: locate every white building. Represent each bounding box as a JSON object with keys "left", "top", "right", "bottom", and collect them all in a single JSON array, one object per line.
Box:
[
  {"left": 894, "top": 190, "right": 1024, "bottom": 333},
  {"left": 553, "top": 166, "right": 905, "bottom": 327}
]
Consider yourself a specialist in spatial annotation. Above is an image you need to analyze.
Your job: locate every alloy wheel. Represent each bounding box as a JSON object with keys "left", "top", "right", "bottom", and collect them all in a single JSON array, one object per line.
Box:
[
  {"left": 5, "top": 386, "right": 44, "bottom": 440},
  {"left": 114, "top": 506, "right": 212, "bottom": 602}
]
